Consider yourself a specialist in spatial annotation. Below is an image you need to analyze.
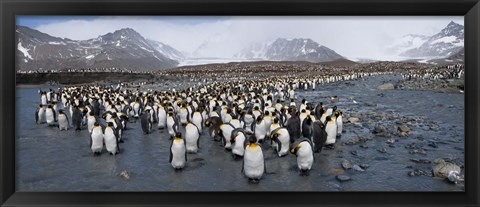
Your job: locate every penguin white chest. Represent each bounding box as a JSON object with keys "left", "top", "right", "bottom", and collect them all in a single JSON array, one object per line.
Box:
[
  {"left": 87, "top": 116, "right": 96, "bottom": 132},
  {"left": 296, "top": 143, "right": 314, "bottom": 170},
  {"left": 325, "top": 121, "right": 337, "bottom": 144},
  {"left": 157, "top": 109, "right": 167, "bottom": 128},
  {"left": 243, "top": 145, "right": 265, "bottom": 179},
  {"left": 45, "top": 109, "right": 55, "bottom": 125},
  {"left": 104, "top": 128, "right": 118, "bottom": 154},
  {"left": 185, "top": 124, "right": 200, "bottom": 153},
  {"left": 171, "top": 140, "right": 186, "bottom": 168},
  {"left": 58, "top": 114, "right": 68, "bottom": 130},
  {"left": 90, "top": 128, "right": 104, "bottom": 153},
  {"left": 232, "top": 133, "right": 246, "bottom": 156},
  {"left": 255, "top": 122, "right": 267, "bottom": 141}
]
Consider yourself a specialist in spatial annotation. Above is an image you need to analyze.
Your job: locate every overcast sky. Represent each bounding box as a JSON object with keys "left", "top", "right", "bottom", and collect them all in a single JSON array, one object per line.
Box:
[{"left": 17, "top": 16, "right": 463, "bottom": 60}]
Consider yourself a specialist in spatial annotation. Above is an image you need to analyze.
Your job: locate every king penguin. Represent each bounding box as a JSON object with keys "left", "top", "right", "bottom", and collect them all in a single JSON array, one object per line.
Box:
[
  {"left": 242, "top": 135, "right": 266, "bottom": 183},
  {"left": 35, "top": 104, "right": 46, "bottom": 124},
  {"left": 231, "top": 128, "right": 249, "bottom": 160},
  {"left": 141, "top": 109, "right": 153, "bottom": 134},
  {"left": 325, "top": 116, "right": 337, "bottom": 148},
  {"left": 166, "top": 111, "right": 179, "bottom": 139},
  {"left": 185, "top": 122, "right": 201, "bottom": 153},
  {"left": 87, "top": 112, "right": 96, "bottom": 133},
  {"left": 104, "top": 122, "right": 120, "bottom": 155},
  {"left": 285, "top": 109, "right": 301, "bottom": 143},
  {"left": 90, "top": 122, "right": 104, "bottom": 155},
  {"left": 72, "top": 106, "right": 83, "bottom": 131},
  {"left": 311, "top": 121, "right": 328, "bottom": 153},
  {"left": 270, "top": 127, "right": 291, "bottom": 157},
  {"left": 45, "top": 105, "right": 57, "bottom": 126},
  {"left": 335, "top": 111, "right": 343, "bottom": 137},
  {"left": 169, "top": 132, "right": 187, "bottom": 170},
  {"left": 157, "top": 105, "right": 167, "bottom": 130},
  {"left": 252, "top": 115, "right": 268, "bottom": 144},
  {"left": 290, "top": 138, "right": 314, "bottom": 176},
  {"left": 57, "top": 109, "right": 69, "bottom": 131}
]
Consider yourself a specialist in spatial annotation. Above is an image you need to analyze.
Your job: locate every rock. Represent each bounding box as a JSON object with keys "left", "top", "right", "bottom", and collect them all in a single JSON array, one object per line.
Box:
[
  {"left": 341, "top": 160, "right": 353, "bottom": 170},
  {"left": 329, "top": 168, "right": 345, "bottom": 175},
  {"left": 398, "top": 125, "right": 410, "bottom": 133},
  {"left": 408, "top": 169, "right": 432, "bottom": 177},
  {"left": 348, "top": 117, "right": 360, "bottom": 123},
  {"left": 350, "top": 150, "right": 358, "bottom": 156},
  {"left": 410, "top": 158, "right": 431, "bottom": 164},
  {"left": 429, "top": 124, "right": 440, "bottom": 131},
  {"left": 352, "top": 165, "right": 365, "bottom": 172},
  {"left": 336, "top": 175, "right": 351, "bottom": 182},
  {"left": 399, "top": 131, "right": 409, "bottom": 137},
  {"left": 386, "top": 138, "right": 395, "bottom": 144},
  {"left": 377, "top": 83, "right": 395, "bottom": 90},
  {"left": 360, "top": 164, "right": 370, "bottom": 169},
  {"left": 377, "top": 148, "right": 387, "bottom": 153},
  {"left": 433, "top": 159, "right": 461, "bottom": 179},
  {"left": 372, "top": 124, "right": 385, "bottom": 134},
  {"left": 428, "top": 142, "right": 438, "bottom": 148},
  {"left": 120, "top": 170, "right": 131, "bottom": 180},
  {"left": 345, "top": 136, "right": 366, "bottom": 145}
]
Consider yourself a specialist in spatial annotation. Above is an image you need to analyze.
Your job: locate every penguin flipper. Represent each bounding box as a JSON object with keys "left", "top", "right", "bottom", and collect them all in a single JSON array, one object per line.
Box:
[
  {"left": 35, "top": 110, "right": 39, "bottom": 124},
  {"left": 53, "top": 110, "right": 57, "bottom": 122},
  {"left": 169, "top": 140, "right": 173, "bottom": 163}
]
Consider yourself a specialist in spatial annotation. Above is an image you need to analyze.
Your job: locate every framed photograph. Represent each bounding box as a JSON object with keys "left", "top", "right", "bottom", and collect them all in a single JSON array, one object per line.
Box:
[{"left": 1, "top": 0, "right": 479, "bottom": 206}]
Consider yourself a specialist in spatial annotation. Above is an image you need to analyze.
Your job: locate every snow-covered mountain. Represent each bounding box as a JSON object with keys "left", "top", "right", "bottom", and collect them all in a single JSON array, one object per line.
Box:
[
  {"left": 235, "top": 38, "right": 343, "bottom": 62},
  {"left": 400, "top": 21, "right": 464, "bottom": 58},
  {"left": 386, "top": 34, "right": 430, "bottom": 55},
  {"left": 16, "top": 26, "right": 183, "bottom": 71}
]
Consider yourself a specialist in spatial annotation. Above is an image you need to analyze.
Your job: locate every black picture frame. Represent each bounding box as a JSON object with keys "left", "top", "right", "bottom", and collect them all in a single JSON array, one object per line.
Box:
[{"left": 1, "top": 0, "right": 479, "bottom": 206}]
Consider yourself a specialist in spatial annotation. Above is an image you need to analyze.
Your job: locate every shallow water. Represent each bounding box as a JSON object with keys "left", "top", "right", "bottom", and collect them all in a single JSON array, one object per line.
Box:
[{"left": 16, "top": 74, "right": 464, "bottom": 191}]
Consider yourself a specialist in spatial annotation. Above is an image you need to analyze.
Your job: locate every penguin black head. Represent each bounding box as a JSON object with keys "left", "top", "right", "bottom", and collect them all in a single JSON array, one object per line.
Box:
[
  {"left": 334, "top": 111, "right": 340, "bottom": 117},
  {"left": 301, "top": 109, "right": 306, "bottom": 113},
  {"left": 264, "top": 111, "right": 270, "bottom": 116},
  {"left": 254, "top": 106, "right": 259, "bottom": 111},
  {"left": 302, "top": 99, "right": 306, "bottom": 104},
  {"left": 333, "top": 106, "right": 337, "bottom": 111},
  {"left": 47, "top": 105, "right": 53, "bottom": 109},
  {"left": 277, "top": 99, "right": 281, "bottom": 103},
  {"left": 94, "top": 122, "right": 100, "bottom": 127},
  {"left": 175, "top": 132, "right": 182, "bottom": 139},
  {"left": 89, "top": 111, "right": 94, "bottom": 116},
  {"left": 248, "top": 135, "right": 257, "bottom": 144},
  {"left": 326, "top": 116, "right": 332, "bottom": 122},
  {"left": 319, "top": 122, "right": 326, "bottom": 129},
  {"left": 226, "top": 108, "right": 232, "bottom": 114},
  {"left": 107, "top": 122, "right": 114, "bottom": 127},
  {"left": 256, "top": 115, "right": 263, "bottom": 123}
]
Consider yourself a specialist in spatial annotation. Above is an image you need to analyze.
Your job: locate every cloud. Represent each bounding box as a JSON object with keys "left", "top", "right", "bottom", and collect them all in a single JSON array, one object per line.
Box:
[{"left": 32, "top": 16, "right": 463, "bottom": 59}]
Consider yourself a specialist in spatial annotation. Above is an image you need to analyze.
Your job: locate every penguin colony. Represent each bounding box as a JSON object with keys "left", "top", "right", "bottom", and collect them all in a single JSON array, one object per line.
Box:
[{"left": 34, "top": 76, "right": 348, "bottom": 183}]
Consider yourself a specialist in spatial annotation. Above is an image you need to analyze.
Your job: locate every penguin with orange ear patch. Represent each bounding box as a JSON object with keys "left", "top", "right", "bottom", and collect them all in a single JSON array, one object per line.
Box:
[
  {"left": 242, "top": 135, "right": 265, "bottom": 183},
  {"left": 291, "top": 138, "right": 314, "bottom": 176}
]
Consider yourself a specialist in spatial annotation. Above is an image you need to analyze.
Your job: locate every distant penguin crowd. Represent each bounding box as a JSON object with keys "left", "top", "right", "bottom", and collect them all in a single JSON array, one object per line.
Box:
[{"left": 34, "top": 76, "right": 348, "bottom": 183}]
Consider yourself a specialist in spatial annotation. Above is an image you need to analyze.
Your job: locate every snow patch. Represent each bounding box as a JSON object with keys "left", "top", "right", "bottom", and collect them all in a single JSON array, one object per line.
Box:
[
  {"left": 17, "top": 42, "right": 33, "bottom": 60},
  {"left": 48, "top": 41, "right": 66, "bottom": 45},
  {"left": 430, "top": 36, "right": 458, "bottom": 45}
]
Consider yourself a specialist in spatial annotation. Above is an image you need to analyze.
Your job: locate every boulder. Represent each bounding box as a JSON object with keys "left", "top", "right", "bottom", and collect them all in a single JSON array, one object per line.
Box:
[
  {"left": 336, "top": 175, "right": 351, "bottom": 182},
  {"left": 398, "top": 124, "right": 410, "bottom": 132},
  {"left": 348, "top": 117, "right": 360, "bottom": 123},
  {"left": 433, "top": 159, "right": 461, "bottom": 179},
  {"left": 377, "top": 83, "right": 395, "bottom": 90}
]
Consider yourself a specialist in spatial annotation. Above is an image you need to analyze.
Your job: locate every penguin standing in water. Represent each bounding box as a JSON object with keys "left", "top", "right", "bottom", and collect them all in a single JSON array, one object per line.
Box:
[
  {"left": 335, "top": 111, "right": 343, "bottom": 137},
  {"left": 185, "top": 122, "right": 201, "bottom": 153},
  {"left": 290, "top": 138, "right": 314, "bottom": 176},
  {"left": 218, "top": 123, "right": 236, "bottom": 150},
  {"left": 191, "top": 108, "right": 204, "bottom": 131},
  {"left": 169, "top": 132, "right": 187, "bottom": 170},
  {"left": 205, "top": 116, "right": 222, "bottom": 141},
  {"left": 72, "top": 106, "right": 83, "bottom": 131},
  {"left": 157, "top": 105, "right": 167, "bottom": 130},
  {"left": 286, "top": 109, "right": 301, "bottom": 143},
  {"left": 90, "top": 122, "right": 104, "bottom": 155},
  {"left": 301, "top": 115, "right": 313, "bottom": 139},
  {"left": 104, "top": 122, "right": 120, "bottom": 155},
  {"left": 230, "top": 128, "right": 249, "bottom": 160},
  {"left": 242, "top": 135, "right": 266, "bottom": 183},
  {"left": 141, "top": 109, "right": 153, "bottom": 134},
  {"left": 270, "top": 127, "right": 291, "bottom": 157},
  {"left": 45, "top": 105, "right": 57, "bottom": 126},
  {"left": 35, "top": 104, "right": 46, "bottom": 124},
  {"left": 57, "top": 110, "right": 69, "bottom": 131},
  {"left": 252, "top": 115, "right": 268, "bottom": 144},
  {"left": 178, "top": 103, "right": 189, "bottom": 126},
  {"left": 324, "top": 116, "right": 337, "bottom": 148},
  {"left": 166, "top": 111, "right": 179, "bottom": 139},
  {"left": 311, "top": 121, "right": 328, "bottom": 153},
  {"left": 87, "top": 112, "right": 96, "bottom": 133}
]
